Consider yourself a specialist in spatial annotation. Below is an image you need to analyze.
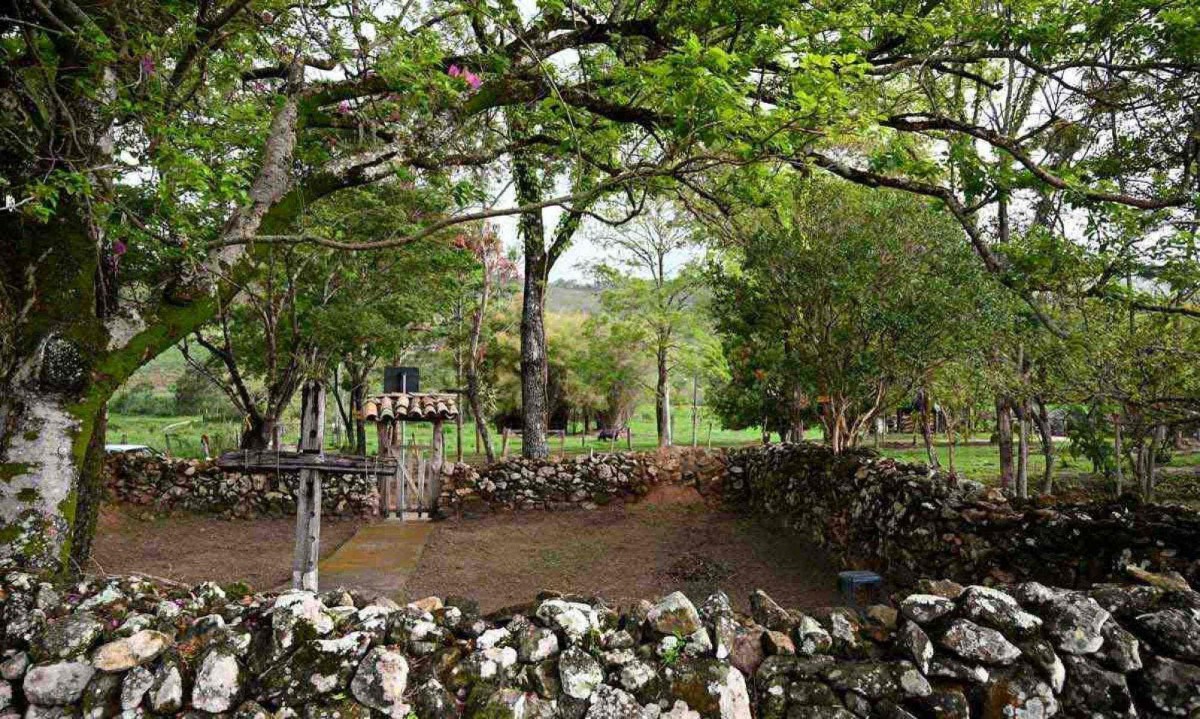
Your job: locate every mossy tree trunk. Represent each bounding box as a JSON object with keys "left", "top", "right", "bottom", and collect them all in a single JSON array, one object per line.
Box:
[
  {"left": 0, "top": 69, "right": 305, "bottom": 574},
  {"left": 512, "top": 146, "right": 551, "bottom": 461}
]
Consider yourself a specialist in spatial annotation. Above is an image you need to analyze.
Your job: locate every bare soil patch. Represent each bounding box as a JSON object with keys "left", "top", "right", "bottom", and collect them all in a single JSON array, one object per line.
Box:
[
  {"left": 90, "top": 505, "right": 362, "bottom": 591},
  {"left": 406, "top": 492, "right": 842, "bottom": 613}
]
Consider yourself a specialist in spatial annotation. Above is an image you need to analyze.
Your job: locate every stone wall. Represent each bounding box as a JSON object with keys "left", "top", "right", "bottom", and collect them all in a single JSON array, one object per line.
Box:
[
  {"left": 726, "top": 443, "right": 1200, "bottom": 589},
  {"left": 439, "top": 449, "right": 728, "bottom": 513},
  {"left": 103, "top": 455, "right": 378, "bottom": 519},
  {"left": 2, "top": 569, "right": 1198, "bottom": 718}
]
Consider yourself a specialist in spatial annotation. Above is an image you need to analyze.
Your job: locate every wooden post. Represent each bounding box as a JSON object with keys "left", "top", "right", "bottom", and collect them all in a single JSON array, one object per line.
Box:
[
  {"left": 501, "top": 427, "right": 510, "bottom": 457},
  {"left": 454, "top": 401, "right": 463, "bottom": 463},
  {"left": 626, "top": 428, "right": 632, "bottom": 451},
  {"left": 691, "top": 375, "right": 699, "bottom": 448},
  {"left": 292, "top": 380, "right": 325, "bottom": 592},
  {"left": 430, "top": 419, "right": 445, "bottom": 515}
]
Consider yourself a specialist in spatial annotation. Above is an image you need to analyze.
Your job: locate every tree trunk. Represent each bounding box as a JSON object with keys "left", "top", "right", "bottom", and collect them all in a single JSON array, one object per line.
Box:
[
  {"left": 240, "top": 414, "right": 278, "bottom": 450},
  {"left": 787, "top": 381, "right": 806, "bottom": 443},
  {"left": 69, "top": 406, "right": 108, "bottom": 574},
  {"left": 1113, "top": 416, "right": 1124, "bottom": 496},
  {"left": 1, "top": 62, "right": 304, "bottom": 574},
  {"left": 918, "top": 387, "right": 940, "bottom": 469},
  {"left": 1, "top": 211, "right": 110, "bottom": 572},
  {"left": 351, "top": 383, "right": 368, "bottom": 456},
  {"left": 1016, "top": 400, "right": 1031, "bottom": 499},
  {"left": 513, "top": 150, "right": 550, "bottom": 460},
  {"left": 466, "top": 369, "right": 495, "bottom": 463},
  {"left": 1033, "top": 397, "right": 1055, "bottom": 495},
  {"left": 1142, "top": 424, "right": 1166, "bottom": 501},
  {"left": 656, "top": 345, "right": 671, "bottom": 447},
  {"left": 996, "top": 397, "right": 1014, "bottom": 489},
  {"left": 332, "top": 364, "right": 353, "bottom": 450}
]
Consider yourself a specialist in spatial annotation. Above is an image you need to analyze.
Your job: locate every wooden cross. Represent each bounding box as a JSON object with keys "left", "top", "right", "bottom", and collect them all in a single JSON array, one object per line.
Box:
[{"left": 292, "top": 379, "right": 325, "bottom": 591}]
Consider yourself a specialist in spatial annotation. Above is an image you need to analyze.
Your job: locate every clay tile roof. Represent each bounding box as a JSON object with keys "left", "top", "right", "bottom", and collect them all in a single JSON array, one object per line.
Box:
[{"left": 363, "top": 392, "right": 459, "bottom": 422}]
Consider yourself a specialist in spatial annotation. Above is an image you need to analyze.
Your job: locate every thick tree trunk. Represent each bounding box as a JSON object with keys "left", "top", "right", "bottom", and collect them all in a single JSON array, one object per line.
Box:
[
  {"left": 0, "top": 376, "right": 92, "bottom": 571},
  {"left": 240, "top": 414, "right": 278, "bottom": 451},
  {"left": 0, "top": 210, "right": 109, "bottom": 572},
  {"left": 995, "top": 397, "right": 1014, "bottom": 489},
  {"left": 69, "top": 406, "right": 108, "bottom": 573},
  {"left": 513, "top": 151, "right": 550, "bottom": 460},
  {"left": 1, "top": 63, "right": 304, "bottom": 574}
]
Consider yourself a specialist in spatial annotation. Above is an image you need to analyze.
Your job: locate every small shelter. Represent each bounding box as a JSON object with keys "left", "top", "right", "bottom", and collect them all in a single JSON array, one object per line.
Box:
[{"left": 363, "top": 392, "right": 459, "bottom": 516}]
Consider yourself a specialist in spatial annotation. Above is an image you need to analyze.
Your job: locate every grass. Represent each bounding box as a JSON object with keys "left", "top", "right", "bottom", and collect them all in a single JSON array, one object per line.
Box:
[
  {"left": 106, "top": 403, "right": 765, "bottom": 461},
  {"left": 106, "top": 406, "right": 1198, "bottom": 489}
]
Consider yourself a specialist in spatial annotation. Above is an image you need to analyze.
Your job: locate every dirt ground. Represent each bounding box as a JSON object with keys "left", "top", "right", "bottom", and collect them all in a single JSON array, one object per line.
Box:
[
  {"left": 90, "top": 505, "right": 363, "bottom": 591},
  {"left": 91, "top": 488, "right": 845, "bottom": 611},
  {"left": 405, "top": 485, "right": 843, "bottom": 613}
]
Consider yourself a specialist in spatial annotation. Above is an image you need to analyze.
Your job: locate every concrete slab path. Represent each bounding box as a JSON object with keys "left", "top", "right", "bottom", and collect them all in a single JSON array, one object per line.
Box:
[{"left": 318, "top": 519, "right": 434, "bottom": 600}]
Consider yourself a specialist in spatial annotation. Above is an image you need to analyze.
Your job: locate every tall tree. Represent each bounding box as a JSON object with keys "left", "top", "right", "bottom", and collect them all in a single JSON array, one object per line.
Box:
[
  {"left": 592, "top": 203, "right": 705, "bottom": 446},
  {"left": 709, "top": 177, "right": 1007, "bottom": 453}
]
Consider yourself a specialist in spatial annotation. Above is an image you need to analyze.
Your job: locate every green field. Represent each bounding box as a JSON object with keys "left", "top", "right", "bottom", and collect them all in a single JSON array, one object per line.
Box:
[
  {"left": 107, "top": 403, "right": 766, "bottom": 462},
  {"left": 107, "top": 406, "right": 1199, "bottom": 487}
]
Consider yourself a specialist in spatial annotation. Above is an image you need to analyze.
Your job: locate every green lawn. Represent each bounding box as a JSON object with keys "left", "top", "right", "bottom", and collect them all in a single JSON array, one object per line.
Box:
[
  {"left": 107, "top": 404, "right": 765, "bottom": 461},
  {"left": 106, "top": 409, "right": 1198, "bottom": 488}
]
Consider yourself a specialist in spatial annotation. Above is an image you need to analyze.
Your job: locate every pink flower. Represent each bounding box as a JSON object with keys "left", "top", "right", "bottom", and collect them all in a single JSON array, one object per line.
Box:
[
  {"left": 336, "top": 100, "right": 352, "bottom": 115},
  {"left": 464, "top": 70, "right": 482, "bottom": 89},
  {"left": 112, "top": 240, "right": 127, "bottom": 256},
  {"left": 447, "top": 64, "right": 462, "bottom": 78},
  {"left": 140, "top": 54, "right": 156, "bottom": 77}
]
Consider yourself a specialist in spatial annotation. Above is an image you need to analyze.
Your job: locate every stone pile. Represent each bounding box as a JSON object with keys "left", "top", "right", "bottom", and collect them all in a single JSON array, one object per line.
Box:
[
  {"left": 3, "top": 570, "right": 1199, "bottom": 717},
  {"left": 727, "top": 443, "right": 1200, "bottom": 588},
  {"left": 440, "top": 449, "right": 727, "bottom": 513},
  {"left": 104, "top": 455, "right": 378, "bottom": 519}
]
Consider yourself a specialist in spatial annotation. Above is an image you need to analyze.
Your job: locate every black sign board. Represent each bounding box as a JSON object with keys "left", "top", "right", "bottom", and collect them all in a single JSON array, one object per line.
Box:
[{"left": 384, "top": 367, "right": 420, "bottom": 393}]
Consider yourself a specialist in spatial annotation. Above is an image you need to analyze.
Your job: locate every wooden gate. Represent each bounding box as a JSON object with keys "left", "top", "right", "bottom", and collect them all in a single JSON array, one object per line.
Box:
[{"left": 378, "top": 443, "right": 441, "bottom": 518}]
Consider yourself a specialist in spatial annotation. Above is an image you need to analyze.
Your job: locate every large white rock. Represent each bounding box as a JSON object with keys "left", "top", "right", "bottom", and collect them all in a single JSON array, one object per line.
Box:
[
  {"left": 92, "top": 631, "right": 171, "bottom": 672},
  {"left": 271, "top": 591, "right": 334, "bottom": 654},
  {"left": 940, "top": 619, "right": 1022, "bottom": 665},
  {"left": 149, "top": 664, "right": 183, "bottom": 714},
  {"left": 119, "top": 665, "right": 153, "bottom": 710},
  {"left": 192, "top": 649, "right": 241, "bottom": 713},
  {"left": 23, "top": 662, "right": 94, "bottom": 705},
  {"left": 559, "top": 646, "right": 604, "bottom": 700},
  {"left": 350, "top": 647, "right": 409, "bottom": 716},
  {"left": 647, "top": 592, "right": 702, "bottom": 637},
  {"left": 536, "top": 599, "right": 600, "bottom": 645}
]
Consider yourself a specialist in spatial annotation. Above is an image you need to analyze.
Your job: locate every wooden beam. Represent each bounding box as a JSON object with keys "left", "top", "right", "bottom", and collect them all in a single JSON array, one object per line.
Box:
[{"left": 216, "top": 450, "right": 395, "bottom": 473}]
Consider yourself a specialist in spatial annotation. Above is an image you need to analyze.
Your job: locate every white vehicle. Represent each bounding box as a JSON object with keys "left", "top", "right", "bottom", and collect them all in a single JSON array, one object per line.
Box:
[{"left": 104, "top": 444, "right": 164, "bottom": 458}]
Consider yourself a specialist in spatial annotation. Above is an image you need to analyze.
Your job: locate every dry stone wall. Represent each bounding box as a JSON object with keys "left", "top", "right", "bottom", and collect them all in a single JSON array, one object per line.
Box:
[
  {"left": 725, "top": 443, "right": 1200, "bottom": 589},
  {"left": 103, "top": 455, "right": 378, "bottom": 519},
  {"left": 2, "top": 569, "right": 1199, "bottom": 718},
  {"left": 439, "top": 449, "right": 728, "bottom": 513}
]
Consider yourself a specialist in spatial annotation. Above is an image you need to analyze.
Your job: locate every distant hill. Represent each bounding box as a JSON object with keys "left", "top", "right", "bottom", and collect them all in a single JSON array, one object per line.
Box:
[{"left": 546, "top": 282, "right": 601, "bottom": 314}]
